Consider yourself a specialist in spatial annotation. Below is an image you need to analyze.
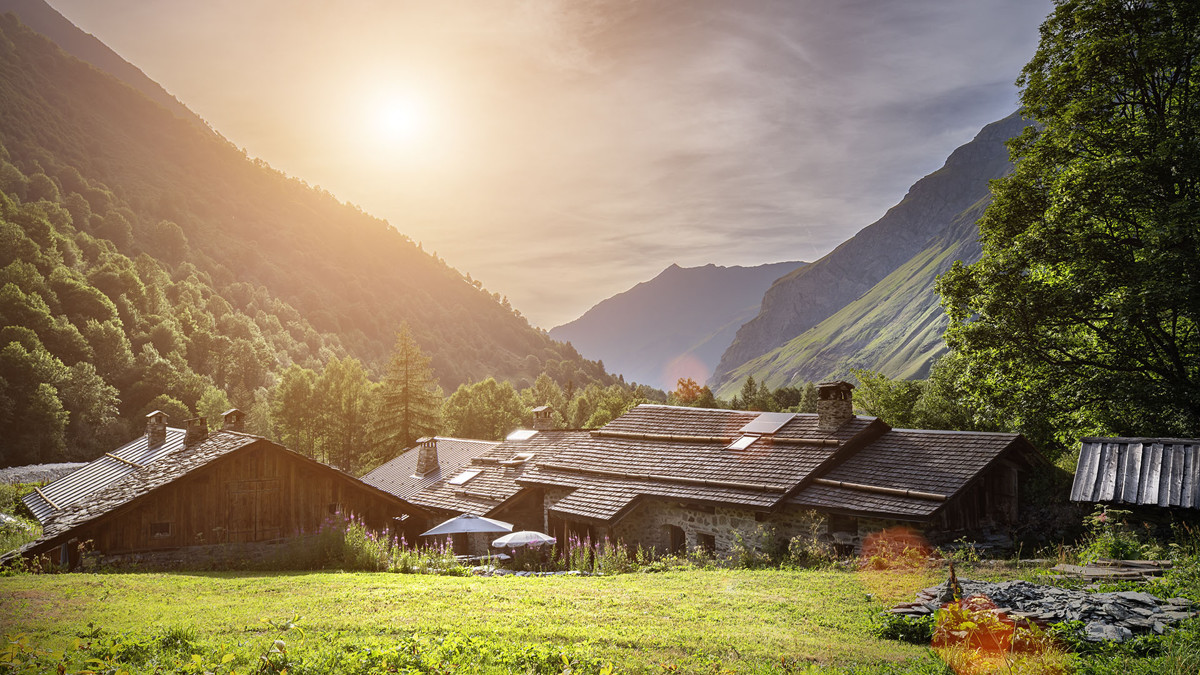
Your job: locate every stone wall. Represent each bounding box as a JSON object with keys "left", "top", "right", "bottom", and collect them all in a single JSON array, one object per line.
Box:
[{"left": 609, "top": 500, "right": 830, "bottom": 556}]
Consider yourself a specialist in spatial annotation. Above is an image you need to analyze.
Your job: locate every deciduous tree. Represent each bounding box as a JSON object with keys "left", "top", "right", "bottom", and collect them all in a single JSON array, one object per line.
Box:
[{"left": 939, "top": 0, "right": 1200, "bottom": 440}]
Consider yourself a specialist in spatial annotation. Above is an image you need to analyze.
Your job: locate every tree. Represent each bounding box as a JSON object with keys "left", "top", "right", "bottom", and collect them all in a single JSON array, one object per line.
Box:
[
  {"left": 670, "top": 378, "right": 704, "bottom": 406},
  {"left": 442, "top": 377, "right": 526, "bottom": 440},
  {"left": 314, "top": 356, "right": 376, "bottom": 472},
  {"left": 271, "top": 364, "right": 319, "bottom": 459},
  {"left": 197, "top": 385, "right": 231, "bottom": 430},
  {"left": 374, "top": 324, "right": 442, "bottom": 454},
  {"left": 522, "top": 373, "right": 566, "bottom": 427},
  {"left": 584, "top": 384, "right": 643, "bottom": 428},
  {"left": 938, "top": 0, "right": 1200, "bottom": 442},
  {"left": 797, "top": 382, "right": 818, "bottom": 413}
]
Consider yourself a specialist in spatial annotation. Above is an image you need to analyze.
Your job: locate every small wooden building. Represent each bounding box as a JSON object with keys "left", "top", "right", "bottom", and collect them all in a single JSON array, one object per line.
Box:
[{"left": 15, "top": 410, "right": 427, "bottom": 565}]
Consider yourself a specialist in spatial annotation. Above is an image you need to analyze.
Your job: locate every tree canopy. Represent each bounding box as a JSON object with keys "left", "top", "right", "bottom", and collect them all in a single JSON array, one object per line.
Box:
[{"left": 938, "top": 0, "right": 1200, "bottom": 443}]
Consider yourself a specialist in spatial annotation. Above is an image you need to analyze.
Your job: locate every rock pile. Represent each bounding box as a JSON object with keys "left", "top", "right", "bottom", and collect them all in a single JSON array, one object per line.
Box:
[{"left": 890, "top": 578, "right": 1196, "bottom": 642}]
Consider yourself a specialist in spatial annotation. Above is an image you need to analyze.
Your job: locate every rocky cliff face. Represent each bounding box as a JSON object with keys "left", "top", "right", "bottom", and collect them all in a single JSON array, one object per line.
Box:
[
  {"left": 711, "top": 112, "right": 1030, "bottom": 390},
  {"left": 550, "top": 261, "right": 803, "bottom": 390}
]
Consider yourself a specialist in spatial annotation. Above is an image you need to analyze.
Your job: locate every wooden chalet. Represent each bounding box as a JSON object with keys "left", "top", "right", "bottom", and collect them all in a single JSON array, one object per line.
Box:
[{"left": 13, "top": 409, "right": 427, "bottom": 566}]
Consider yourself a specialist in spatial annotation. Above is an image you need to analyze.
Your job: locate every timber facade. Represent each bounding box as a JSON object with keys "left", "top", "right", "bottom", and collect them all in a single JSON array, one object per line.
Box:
[{"left": 14, "top": 410, "right": 427, "bottom": 566}]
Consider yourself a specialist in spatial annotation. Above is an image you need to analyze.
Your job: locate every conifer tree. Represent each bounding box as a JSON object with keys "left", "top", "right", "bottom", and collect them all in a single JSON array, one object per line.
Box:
[{"left": 374, "top": 324, "right": 442, "bottom": 455}]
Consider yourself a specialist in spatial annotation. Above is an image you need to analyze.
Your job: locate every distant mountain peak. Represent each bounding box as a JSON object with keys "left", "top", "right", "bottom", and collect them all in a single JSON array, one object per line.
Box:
[{"left": 550, "top": 260, "right": 804, "bottom": 389}]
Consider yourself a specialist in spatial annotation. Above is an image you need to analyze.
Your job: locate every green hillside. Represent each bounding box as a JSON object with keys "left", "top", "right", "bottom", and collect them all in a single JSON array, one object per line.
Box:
[
  {"left": 0, "top": 15, "right": 612, "bottom": 466},
  {"left": 714, "top": 199, "right": 987, "bottom": 398}
]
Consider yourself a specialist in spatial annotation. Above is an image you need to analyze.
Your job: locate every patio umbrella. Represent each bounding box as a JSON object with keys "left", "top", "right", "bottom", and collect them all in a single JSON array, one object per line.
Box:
[
  {"left": 492, "top": 530, "right": 557, "bottom": 548},
  {"left": 420, "top": 513, "right": 513, "bottom": 537}
]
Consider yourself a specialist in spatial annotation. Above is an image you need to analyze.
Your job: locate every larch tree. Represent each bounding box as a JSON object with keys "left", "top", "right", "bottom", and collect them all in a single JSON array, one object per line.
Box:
[{"left": 374, "top": 323, "right": 442, "bottom": 456}]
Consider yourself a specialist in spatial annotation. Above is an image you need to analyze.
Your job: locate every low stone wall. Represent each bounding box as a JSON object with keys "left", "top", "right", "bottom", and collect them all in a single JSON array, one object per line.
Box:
[
  {"left": 94, "top": 537, "right": 324, "bottom": 570},
  {"left": 892, "top": 578, "right": 1198, "bottom": 642}
]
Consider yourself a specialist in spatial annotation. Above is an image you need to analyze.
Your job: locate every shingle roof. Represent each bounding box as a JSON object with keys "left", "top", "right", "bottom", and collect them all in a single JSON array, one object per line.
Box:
[
  {"left": 1071, "top": 437, "right": 1200, "bottom": 509},
  {"left": 360, "top": 437, "right": 500, "bottom": 499},
  {"left": 22, "top": 428, "right": 187, "bottom": 524},
  {"left": 791, "top": 428, "right": 1031, "bottom": 519},
  {"left": 407, "top": 430, "right": 585, "bottom": 516},
  {"left": 514, "top": 405, "right": 880, "bottom": 520}
]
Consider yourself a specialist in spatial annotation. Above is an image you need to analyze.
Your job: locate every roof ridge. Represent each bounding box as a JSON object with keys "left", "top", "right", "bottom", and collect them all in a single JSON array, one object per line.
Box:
[
  {"left": 1081, "top": 436, "right": 1200, "bottom": 444},
  {"left": 884, "top": 428, "right": 1020, "bottom": 437}
]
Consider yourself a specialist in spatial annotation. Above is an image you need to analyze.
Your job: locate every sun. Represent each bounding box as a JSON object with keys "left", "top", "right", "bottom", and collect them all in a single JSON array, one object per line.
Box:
[{"left": 368, "top": 91, "right": 432, "bottom": 148}]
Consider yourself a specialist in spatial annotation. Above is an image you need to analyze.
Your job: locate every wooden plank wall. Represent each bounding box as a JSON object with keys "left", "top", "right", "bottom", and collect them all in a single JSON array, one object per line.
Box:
[{"left": 76, "top": 441, "right": 423, "bottom": 554}]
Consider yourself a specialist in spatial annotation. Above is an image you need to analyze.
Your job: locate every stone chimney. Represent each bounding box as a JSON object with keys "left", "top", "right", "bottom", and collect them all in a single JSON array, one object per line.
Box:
[
  {"left": 183, "top": 416, "right": 208, "bottom": 447},
  {"left": 145, "top": 410, "right": 168, "bottom": 448},
  {"left": 414, "top": 437, "right": 438, "bottom": 476},
  {"left": 816, "top": 381, "right": 855, "bottom": 432},
  {"left": 531, "top": 405, "right": 554, "bottom": 431},
  {"left": 222, "top": 408, "right": 246, "bottom": 433}
]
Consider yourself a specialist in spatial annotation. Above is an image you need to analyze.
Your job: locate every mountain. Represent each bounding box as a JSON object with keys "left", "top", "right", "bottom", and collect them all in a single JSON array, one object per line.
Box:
[
  {"left": 550, "top": 261, "right": 803, "bottom": 390},
  {"left": 0, "top": 0, "right": 206, "bottom": 130},
  {"left": 0, "top": 14, "right": 614, "bottom": 465},
  {"left": 711, "top": 112, "right": 1031, "bottom": 395}
]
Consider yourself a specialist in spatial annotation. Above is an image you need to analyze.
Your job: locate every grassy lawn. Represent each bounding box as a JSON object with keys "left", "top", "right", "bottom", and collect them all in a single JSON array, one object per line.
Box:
[{"left": 0, "top": 567, "right": 947, "bottom": 673}]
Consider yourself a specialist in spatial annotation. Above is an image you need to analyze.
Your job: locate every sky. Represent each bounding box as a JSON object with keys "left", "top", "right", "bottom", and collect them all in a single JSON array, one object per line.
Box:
[{"left": 49, "top": 0, "right": 1053, "bottom": 329}]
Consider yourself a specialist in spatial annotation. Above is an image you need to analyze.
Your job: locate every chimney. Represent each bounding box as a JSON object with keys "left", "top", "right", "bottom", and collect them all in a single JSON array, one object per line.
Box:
[
  {"left": 222, "top": 408, "right": 246, "bottom": 433},
  {"left": 531, "top": 405, "right": 554, "bottom": 431},
  {"left": 183, "top": 416, "right": 208, "bottom": 447},
  {"left": 145, "top": 410, "right": 168, "bottom": 448},
  {"left": 414, "top": 437, "right": 438, "bottom": 476},
  {"left": 816, "top": 381, "right": 855, "bottom": 432}
]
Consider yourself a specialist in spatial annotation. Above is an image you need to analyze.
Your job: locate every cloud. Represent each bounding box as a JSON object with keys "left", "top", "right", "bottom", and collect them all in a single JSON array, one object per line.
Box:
[{"left": 50, "top": 0, "right": 1054, "bottom": 328}]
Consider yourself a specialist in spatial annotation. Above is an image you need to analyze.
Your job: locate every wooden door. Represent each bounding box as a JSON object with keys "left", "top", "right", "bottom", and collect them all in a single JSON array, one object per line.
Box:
[{"left": 226, "top": 479, "right": 283, "bottom": 542}]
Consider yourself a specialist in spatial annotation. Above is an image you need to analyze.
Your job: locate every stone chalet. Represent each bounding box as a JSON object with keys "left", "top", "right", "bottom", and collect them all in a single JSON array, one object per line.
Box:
[{"left": 373, "top": 382, "right": 1047, "bottom": 556}]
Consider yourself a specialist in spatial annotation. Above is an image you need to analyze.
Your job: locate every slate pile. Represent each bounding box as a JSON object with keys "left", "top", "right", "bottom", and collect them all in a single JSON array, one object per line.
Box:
[{"left": 890, "top": 578, "right": 1196, "bottom": 642}]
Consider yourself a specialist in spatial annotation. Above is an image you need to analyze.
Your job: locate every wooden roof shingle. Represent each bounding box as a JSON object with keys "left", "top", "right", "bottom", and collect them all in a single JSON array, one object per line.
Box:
[
  {"left": 1070, "top": 437, "right": 1200, "bottom": 509},
  {"left": 360, "top": 437, "right": 500, "bottom": 500}
]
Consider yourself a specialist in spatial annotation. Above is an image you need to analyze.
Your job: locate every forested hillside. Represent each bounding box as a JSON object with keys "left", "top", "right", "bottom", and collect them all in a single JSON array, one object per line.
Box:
[{"left": 0, "top": 15, "right": 613, "bottom": 467}]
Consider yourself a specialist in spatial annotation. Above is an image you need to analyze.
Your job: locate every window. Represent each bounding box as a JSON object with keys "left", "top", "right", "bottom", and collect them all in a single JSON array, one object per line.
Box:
[
  {"left": 500, "top": 452, "right": 535, "bottom": 465},
  {"left": 506, "top": 429, "right": 538, "bottom": 441},
  {"left": 665, "top": 525, "right": 686, "bottom": 554},
  {"left": 696, "top": 533, "right": 716, "bottom": 554},
  {"left": 726, "top": 435, "right": 758, "bottom": 451},
  {"left": 829, "top": 514, "right": 858, "bottom": 533},
  {"left": 150, "top": 522, "right": 172, "bottom": 538},
  {"left": 447, "top": 468, "right": 482, "bottom": 485}
]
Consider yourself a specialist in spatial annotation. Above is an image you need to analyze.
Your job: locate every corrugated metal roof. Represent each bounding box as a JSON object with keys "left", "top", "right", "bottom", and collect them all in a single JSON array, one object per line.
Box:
[
  {"left": 21, "top": 428, "right": 186, "bottom": 524},
  {"left": 1070, "top": 437, "right": 1200, "bottom": 509}
]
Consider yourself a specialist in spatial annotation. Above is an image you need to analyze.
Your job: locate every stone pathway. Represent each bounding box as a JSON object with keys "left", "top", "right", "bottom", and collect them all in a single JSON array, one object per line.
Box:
[{"left": 890, "top": 578, "right": 1196, "bottom": 642}]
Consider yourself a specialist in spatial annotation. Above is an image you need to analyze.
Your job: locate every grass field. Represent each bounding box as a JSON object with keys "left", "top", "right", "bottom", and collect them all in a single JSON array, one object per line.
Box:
[{"left": 0, "top": 567, "right": 948, "bottom": 673}]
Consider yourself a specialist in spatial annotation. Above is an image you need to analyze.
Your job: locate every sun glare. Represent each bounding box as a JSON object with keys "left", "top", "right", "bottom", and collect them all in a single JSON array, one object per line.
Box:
[{"left": 374, "top": 93, "right": 428, "bottom": 144}]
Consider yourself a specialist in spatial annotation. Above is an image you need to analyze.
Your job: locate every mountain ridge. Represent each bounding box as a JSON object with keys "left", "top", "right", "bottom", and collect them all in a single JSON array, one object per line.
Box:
[
  {"left": 550, "top": 260, "right": 804, "bottom": 390},
  {"left": 0, "top": 0, "right": 207, "bottom": 131},
  {"left": 711, "top": 111, "right": 1030, "bottom": 391}
]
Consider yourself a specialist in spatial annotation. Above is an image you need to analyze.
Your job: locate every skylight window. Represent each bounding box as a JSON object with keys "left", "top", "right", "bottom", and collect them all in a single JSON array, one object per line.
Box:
[
  {"left": 726, "top": 435, "right": 758, "bottom": 451},
  {"left": 501, "top": 452, "right": 535, "bottom": 465},
  {"left": 506, "top": 429, "right": 538, "bottom": 441},
  {"left": 447, "top": 469, "right": 482, "bottom": 485}
]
